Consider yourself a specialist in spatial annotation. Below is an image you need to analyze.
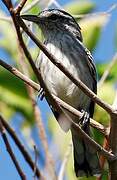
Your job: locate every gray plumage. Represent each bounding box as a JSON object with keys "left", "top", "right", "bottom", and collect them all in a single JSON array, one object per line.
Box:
[{"left": 22, "top": 9, "right": 101, "bottom": 177}]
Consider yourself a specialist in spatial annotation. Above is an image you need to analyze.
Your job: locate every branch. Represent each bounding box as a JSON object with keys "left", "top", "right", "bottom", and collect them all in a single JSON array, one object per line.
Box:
[
  {"left": 112, "top": 90, "right": 117, "bottom": 110},
  {"left": 1, "top": 0, "right": 13, "bottom": 9},
  {"left": 97, "top": 138, "right": 109, "bottom": 180},
  {"left": 0, "top": 115, "right": 41, "bottom": 178},
  {"left": 73, "top": 3, "right": 117, "bottom": 18},
  {"left": 33, "top": 145, "right": 39, "bottom": 180},
  {"left": 22, "top": 0, "right": 41, "bottom": 13},
  {"left": 61, "top": 107, "right": 115, "bottom": 161},
  {"left": 31, "top": 93, "right": 56, "bottom": 179},
  {"left": 16, "top": 34, "right": 56, "bottom": 178},
  {"left": 98, "top": 52, "right": 117, "bottom": 88},
  {"left": 14, "top": 0, "right": 27, "bottom": 14},
  {"left": 44, "top": 0, "right": 63, "bottom": 10},
  {"left": 0, "top": 58, "right": 107, "bottom": 136},
  {"left": 0, "top": 59, "right": 39, "bottom": 90},
  {"left": 54, "top": 95, "right": 109, "bottom": 137},
  {"left": 109, "top": 82, "right": 117, "bottom": 180},
  {"left": 0, "top": 117, "right": 26, "bottom": 180},
  {"left": 0, "top": 56, "right": 113, "bottom": 162},
  {"left": 0, "top": 16, "right": 11, "bottom": 22},
  {"left": 58, "top": 141, "right": 72, "bottom": 180},
  {"left": 97, "top": 53, "right": 117, "bottom": 180}
]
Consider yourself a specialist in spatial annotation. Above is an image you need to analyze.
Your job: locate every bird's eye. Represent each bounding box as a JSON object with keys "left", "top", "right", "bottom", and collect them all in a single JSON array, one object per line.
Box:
[{"left": 49, "top": 14, "right": 58, "bottom": 21}]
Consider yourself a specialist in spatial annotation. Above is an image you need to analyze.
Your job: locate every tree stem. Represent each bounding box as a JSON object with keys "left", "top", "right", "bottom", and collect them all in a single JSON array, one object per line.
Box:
[{"left": 109, "top": 113, "right": 117, "bottom": 180}]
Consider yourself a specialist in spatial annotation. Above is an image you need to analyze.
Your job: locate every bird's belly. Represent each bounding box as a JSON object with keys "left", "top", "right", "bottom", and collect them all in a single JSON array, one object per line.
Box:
[
  {"left": 37, "top": 41, "right": 93, "bottom": 111},
  {"left": 39, "top": 58, "right": 90, "bottom": 110}
]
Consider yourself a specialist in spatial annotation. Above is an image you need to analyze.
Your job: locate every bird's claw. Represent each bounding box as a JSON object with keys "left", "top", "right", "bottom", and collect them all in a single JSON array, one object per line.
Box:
[
  {"left": 79, "top": 110, "right": 90, "bottom": 131},
  {"left": 38, "top": 88, "right": 45, "bottom": 101}
]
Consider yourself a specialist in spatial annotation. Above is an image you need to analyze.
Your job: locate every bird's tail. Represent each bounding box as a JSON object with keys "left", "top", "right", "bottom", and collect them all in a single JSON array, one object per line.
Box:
[{"left": 71, "top": 127, "right": 101, "bottom": 177}]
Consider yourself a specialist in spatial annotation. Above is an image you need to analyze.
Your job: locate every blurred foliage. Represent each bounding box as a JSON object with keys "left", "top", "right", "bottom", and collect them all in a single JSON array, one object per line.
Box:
[
  {"left": 80, "top": 14, "right": 110, "bottom": 51},
  {"left": 0, "top": 0, "right": 116, "bottom": 180},
  {"left": 97, "top": 62, "right": 117, "bottom": 81},
  {"left": 64, "top": 0, "right": 95, "bottom": 15}
]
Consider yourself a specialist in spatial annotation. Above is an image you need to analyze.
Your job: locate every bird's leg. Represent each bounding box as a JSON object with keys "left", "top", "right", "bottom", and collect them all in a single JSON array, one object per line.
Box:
[{"left": 79, "top": 110, "right": 90, "bottom": 132}]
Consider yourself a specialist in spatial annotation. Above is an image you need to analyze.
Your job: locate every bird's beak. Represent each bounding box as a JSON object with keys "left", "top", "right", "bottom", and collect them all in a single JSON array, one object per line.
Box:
[{"left": 21, "top": 15, "right": 40, "bottom": 24}]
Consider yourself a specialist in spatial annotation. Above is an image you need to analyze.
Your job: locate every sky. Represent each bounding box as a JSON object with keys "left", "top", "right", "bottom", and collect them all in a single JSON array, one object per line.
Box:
[
  {"left": 0, "top": 0, "right": 117, "bottom": 179},
  {"left": 91, "top": 0, "right": 117, "bottom": 62}
]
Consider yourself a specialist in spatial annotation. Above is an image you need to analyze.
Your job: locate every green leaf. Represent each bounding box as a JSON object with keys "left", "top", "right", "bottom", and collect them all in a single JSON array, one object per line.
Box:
[
  {"left": 0, "top": 101, "right": 15, "bottom": 120},
  {"left": 93, "top": 82, "right": 115, "bottom": 127},
  {"left": 97, "top": 62, "right": 117, "bottom": 82},
  {"left": 0, "top": 11, "right": 18, "bottom": 59},
  {"left": 79, "top": 14, "right": 110, "bottom": 51},
  {"left": 64, "top": 0, "right": 95, "bottom": 15},
  {"left": 0, "top": 67, "right": 33, "bottom": 121}
]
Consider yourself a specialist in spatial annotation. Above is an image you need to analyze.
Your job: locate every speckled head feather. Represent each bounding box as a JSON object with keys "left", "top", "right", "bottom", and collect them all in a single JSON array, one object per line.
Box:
[{"left": 22, "top": 9, "right": 83, "bottom": 42}]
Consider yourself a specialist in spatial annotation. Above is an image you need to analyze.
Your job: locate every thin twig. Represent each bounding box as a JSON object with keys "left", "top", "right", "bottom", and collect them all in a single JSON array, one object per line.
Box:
[
  {"left": 8, "top": 3, "right": 59, "bottom": 177},
  {"left": 0, "top": 16, "right": 11, "bottom": 22},
  {"left": 98, "top": 52, "right": 117, "bottom": 88},
  {"left": 33, "top": 99, "right": 56, "bottom": 178},
  {"left": 58, "top": 141, "right": 72, "bottom": 180},
  {"left": 73, "top": 3, "right": 117, "bottom": 19},
  {"left": 54, "top": 95, "right": 109, "bottom": 137},
  {"left": 112, "top": 90, "right": 117, "bottom": 109},
  {"left": 108, "top": 78, "right": 117, "bottom": 179},
  {"left": 14, "top": 0, "right": 28, "bottom": 14},
  {"left": 17, "top": 33, "right": 56, "bottom": 177},
  {"left": 0, "top": 58, "right": 39, "bottom": 90},
  {"left": 44, "top": 0, "right": 63, "bottom": 10},
  {"left": 0, "top": 58, "right": 107, "bottom": 136},
  {"left": 1, "top": 0, "right": 13, "bottom": 9},
  {"left": 97, "top": 138, "right": 109, "bottom": 180},
  {"left": 33, "top": 145, "right": 39, "bottom": 180},
  {"left": 0, "top": 117, "right": 26, "bottom": 180},
  {"left": 0, "top": 115, "right": 41, "bottom": 178},
  {"left": 22, "top": 0, "right": 41, "bottom": 13},
  {"left": 60, "top": 107, "right": 115, "bottom": 161}
]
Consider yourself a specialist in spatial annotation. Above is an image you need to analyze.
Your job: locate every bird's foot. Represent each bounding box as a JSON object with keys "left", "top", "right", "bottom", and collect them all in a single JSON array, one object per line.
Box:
[
  {"left": 38, "top": 88, "right": 45, "bottom": 100},
  {"left": 79, "top": 110, "right": 90, "bottom": 131}
]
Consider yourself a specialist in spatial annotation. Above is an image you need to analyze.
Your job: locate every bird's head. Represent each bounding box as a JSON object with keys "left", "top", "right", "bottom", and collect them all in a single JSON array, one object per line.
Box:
[{"left": 21, "top": 9, "right": 82, "bottom": 41}]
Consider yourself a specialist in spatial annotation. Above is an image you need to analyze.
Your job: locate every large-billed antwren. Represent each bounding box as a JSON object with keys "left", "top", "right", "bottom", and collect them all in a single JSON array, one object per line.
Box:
[{"left": 22, "top": 9, "right": 101, "bottom": 177}]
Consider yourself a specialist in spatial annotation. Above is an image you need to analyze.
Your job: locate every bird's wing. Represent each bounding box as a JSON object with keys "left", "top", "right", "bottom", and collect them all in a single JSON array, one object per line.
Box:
[{"left": 85, "top": 48, "right": 97, "bottom": 117}]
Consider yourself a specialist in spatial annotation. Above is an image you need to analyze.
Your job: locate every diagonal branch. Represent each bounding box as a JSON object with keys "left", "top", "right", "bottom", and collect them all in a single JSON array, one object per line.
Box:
[
  {"left": 14, "top": 0, "right": 28, "bottom": 14},
  {"left": 58, "top": 141, "right": 72, "bottom": 180},
  {"left": 22, "top": 0, "right": 41, "bottom": 13},
  {"left": 0, "top": 59, "right": 113, "bottom": 161},
  {"left": 98, "top": 52, "right": 117, "bottom": 88},
  {"left": 0, "top": 117, "right": 26, "bottom": 180},
  {"left": 108, "top": 78, "right": 117, "bottom": 180},
  {"left": 0, "top": 115, "right": 42, "bottom": 178},
  {"left": 54, "top": 95, "right": 109, "bottom": 137},
  {"left": 0, "top": 58, "right": 108, "bottom": 136},
  {"left": 17, "top": 35, "right": 56, "bottom": 178}
]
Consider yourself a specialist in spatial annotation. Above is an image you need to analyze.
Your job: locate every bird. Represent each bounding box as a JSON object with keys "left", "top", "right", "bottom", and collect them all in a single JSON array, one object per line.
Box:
[{"left": 21, "top": 9, "right": 101, "bottom": 177}]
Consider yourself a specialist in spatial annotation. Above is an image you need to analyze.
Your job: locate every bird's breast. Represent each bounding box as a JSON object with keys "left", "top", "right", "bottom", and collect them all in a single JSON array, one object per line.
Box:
[{"left": 36, "top": 35, "right": 93, "bottom": 109}]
